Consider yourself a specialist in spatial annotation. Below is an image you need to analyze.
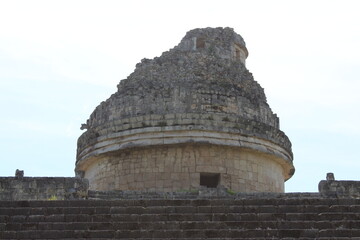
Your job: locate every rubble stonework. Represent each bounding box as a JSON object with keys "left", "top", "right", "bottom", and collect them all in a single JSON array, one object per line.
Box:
[
  {"left": 76, "top": 27, "right": 295, "bottom": 192},
  {"left": 0, "top": 177, "right": 88, "bottom": 200},
  {"left": 319, "top": 173, "right": 360, "bottom": 198}
]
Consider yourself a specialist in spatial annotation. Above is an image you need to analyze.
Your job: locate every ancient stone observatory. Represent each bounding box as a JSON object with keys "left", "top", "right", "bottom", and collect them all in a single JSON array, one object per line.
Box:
[{"left": 76, "top": 27, "right": 294, "bottom": 192}]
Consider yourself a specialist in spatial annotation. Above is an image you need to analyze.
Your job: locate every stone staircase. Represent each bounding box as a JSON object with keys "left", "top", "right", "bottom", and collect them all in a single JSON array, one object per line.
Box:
[{"left": 1, "top": 195, "right": 360, "bottom": 239}]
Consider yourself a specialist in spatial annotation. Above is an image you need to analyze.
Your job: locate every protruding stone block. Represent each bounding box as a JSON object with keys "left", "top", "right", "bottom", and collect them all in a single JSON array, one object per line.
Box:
[{"left": 319, "top": 173, "right": 360, "bottom": 198}]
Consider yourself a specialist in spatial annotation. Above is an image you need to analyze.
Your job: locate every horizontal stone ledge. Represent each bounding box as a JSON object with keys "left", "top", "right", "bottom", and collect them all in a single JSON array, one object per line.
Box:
[
  {"left": 76, "top": 129, "right": 293, "bottom": 166},
  {"left": 78, "top": 113, "right": 290, "bottom": 152}
]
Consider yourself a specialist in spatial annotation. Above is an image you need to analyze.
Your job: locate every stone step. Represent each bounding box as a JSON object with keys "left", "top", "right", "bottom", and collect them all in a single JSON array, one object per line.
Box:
[
  {"left": 3, "top": 228, "right": 359, "bottom": 239},
  {"left": 2, "top": 220, "right": 358, "bottom": 231},
  {"left": 1, "top": 204, "right": 359, "bottom": 217},
  {"left": 0, "top": 230, "right": 115, "bottom": 239},
  {"left": 2, "top": 212, "right": 359, "bottom": 223},
  {"left": 1, "top": 198, "right": 359, "bottom": 208},
  {"left": 0, "top": 229, "right": 313, "bottom": 239},
  {"left": 1, "top": 198, "right": 359, "bottom": 239}
]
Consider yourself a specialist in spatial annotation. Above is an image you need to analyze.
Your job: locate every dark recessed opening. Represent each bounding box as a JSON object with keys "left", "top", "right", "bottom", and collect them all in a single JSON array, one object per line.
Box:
[
  {"left": 200, "top": 173, "right": 220, "bottom": 188},
  {"left": 235, "top": 48, "right": 241, "bottom": 60},
  {"left": 196, "top": 37, "right": 205, "bottom": 49}
]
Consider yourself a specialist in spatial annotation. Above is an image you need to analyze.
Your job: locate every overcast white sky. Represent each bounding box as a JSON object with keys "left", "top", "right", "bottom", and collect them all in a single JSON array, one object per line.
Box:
[{"left": 0, "top": 0, "right": 359, "bottom": 192}]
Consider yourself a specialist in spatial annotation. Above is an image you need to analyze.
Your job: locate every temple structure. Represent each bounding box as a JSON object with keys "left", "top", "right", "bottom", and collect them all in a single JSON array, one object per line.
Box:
[
  {"left": 76, "top": 27, "right": 294, "bottom": 192},
  {"left": 1, "top": 28, "right": 359, "bottom": 240}
]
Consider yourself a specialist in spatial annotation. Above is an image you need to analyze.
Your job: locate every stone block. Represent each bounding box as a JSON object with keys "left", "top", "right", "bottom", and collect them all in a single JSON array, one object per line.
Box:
[{"left": 319, "top": 179, "right": 360, "bottom": 198}]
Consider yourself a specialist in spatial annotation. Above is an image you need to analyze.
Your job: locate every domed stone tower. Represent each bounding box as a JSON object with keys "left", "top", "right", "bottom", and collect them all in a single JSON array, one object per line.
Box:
[{"left": 76, "top": 27, "right": 294, "bottom": 192}]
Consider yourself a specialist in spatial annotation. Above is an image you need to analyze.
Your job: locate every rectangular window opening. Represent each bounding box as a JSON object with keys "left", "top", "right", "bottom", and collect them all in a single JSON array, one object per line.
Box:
[
  {"left": 200, "top": 173, "right": 220, "bottom": 188},
  {"left": 196, "top": 37, "right": 205, "bottom": 49}
]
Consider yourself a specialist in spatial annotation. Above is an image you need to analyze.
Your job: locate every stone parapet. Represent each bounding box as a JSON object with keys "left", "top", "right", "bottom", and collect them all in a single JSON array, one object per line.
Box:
[
  {"left": 0, "top": 177, "right": 88, "bottom": 201},
  {"left": 319, "top": 180, "right": 360, "bottom": 198},
  {"left": 318, "top": 173, "right": 360, "bottom": 198}
]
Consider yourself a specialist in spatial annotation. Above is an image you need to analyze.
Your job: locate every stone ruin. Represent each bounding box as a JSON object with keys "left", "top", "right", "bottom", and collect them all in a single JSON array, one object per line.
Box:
[
  {"left": 1, "top": 27, "right": 360, "bottom": 240},
  {"left": 76, "top": 27, "right": 294, "bottom": 193}
]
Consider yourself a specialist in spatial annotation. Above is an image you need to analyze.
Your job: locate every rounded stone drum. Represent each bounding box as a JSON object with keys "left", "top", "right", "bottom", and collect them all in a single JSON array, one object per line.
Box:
[{"left": 76, "top": 27, "right": 294, "bottom": 192}]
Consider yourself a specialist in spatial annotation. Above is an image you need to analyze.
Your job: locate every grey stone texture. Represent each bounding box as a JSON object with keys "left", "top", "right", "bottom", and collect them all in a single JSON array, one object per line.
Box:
[
  {"left": 75, "top": 27, "right": 294, "bottom": 192},
  {"left": 319, "top": 173, "right": 360, "bottom": 198},
  {"left": 1, "top": 194, "right": 360, "bottom": 239},
  {"left": 319, "top": 179, "right": 360, "bottom": 198},
  {"left": 77, "top": 27, "right": 291, "bottom": 157},
  {"left": 0, "top": 177, "right": 88, "bottom": 200}
]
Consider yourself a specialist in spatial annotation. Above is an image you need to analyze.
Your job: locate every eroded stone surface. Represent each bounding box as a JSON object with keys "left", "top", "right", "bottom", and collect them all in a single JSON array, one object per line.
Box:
[
  {"left": 319, "top": 180, "right": 360, "bottom": 198},
  {"left": 0, "top": 177, "right": 88, "bottom": 200},
  {"left": 1, "top": 194, "right": 360, "bottom": 239},
  {"left": 84, "top": 145, "right": 286, "bottom": 192},
  {"left": 76, "top": 27, "right": 294, "bottom": 192}
]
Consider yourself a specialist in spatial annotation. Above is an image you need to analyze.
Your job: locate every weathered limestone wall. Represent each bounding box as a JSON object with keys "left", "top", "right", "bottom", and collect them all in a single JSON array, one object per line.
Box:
[
  {"left": 84, "top": 144, "right": 285, "bottom": 193},
  {"left": 0, "top": 177, "right": 88, "bottom": 200}
]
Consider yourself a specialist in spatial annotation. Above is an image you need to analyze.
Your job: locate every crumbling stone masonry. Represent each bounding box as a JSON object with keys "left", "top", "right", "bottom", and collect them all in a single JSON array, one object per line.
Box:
[
  {"left": 0, "top": 177, "right": 88, "bottom": 201},
  {"left": 319, "top": 173, "right": 360, "bottom": 198},
  {"left": 76, "top": 27, "right": 294, "bottom": 192}
]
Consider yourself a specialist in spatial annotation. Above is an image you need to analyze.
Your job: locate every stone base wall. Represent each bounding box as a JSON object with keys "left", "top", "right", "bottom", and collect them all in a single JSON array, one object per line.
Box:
[
  {"left": 319, "top": 179, "right": 360, "bottom": 198},
  {"left": 0, "top": 177, "right": 88, "bottom": 201},
  {"left": 84, "top": 144, "right": 285, "bottom": 192}
]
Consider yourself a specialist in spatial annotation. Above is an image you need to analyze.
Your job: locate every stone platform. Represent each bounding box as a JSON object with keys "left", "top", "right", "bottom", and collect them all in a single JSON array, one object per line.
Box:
[{"left": 1, "top": 192, "right": 359, "bottom": 239}]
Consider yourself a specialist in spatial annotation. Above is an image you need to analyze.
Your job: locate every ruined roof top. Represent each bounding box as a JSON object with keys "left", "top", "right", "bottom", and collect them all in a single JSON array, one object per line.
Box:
[{"left": 175, "top": 27, "right": 248, "bottom": 57}]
